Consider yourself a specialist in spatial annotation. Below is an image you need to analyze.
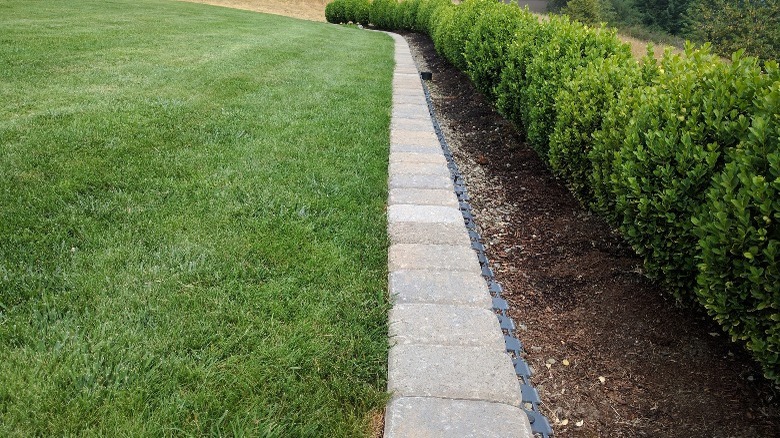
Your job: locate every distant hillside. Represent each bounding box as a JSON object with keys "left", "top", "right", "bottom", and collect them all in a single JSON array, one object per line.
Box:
[{"left": 179, "top": 0, "right": 330, "bottom": 21}]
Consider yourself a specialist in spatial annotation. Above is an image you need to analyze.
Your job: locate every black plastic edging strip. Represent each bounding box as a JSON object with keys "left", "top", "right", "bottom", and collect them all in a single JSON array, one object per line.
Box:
[{"left": 415, "top": 68, "right": 554, "bottom": 438}]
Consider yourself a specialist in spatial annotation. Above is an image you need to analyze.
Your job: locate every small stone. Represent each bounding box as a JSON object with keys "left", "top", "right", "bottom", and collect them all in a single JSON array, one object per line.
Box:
[
  {"left": 546, "top": 358, "right": 556, "bottom": 365},
  {"left": 562, "top": 359, "right": 570, "bottom": 366},
  {"left": 598, "top": 376, "right": 606, "bottom": 384}
]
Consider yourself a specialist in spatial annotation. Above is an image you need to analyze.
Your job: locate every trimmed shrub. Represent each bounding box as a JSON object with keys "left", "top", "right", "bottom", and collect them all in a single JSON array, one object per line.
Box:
[
  {"left": 414, "top": 0, "right": 451, "bottom": 33},
  {"left": 325, "top": 0, "right": 347, "bottom": 23},
  {"left": 693, "top": 79, "right": 780, "bottom": 383},
  {"left": 396, "top": 0, "right": 421, "bottom": 30},
  {"left": 588, "top": 47, "right": 660, "bottom": 219},
  {"left": 349, "top": 0, "right": 371, "bottom": 25},
  {"left": 548, "top": 50, "right": 641, "bottom": 203},
  {"left": 523, "top": 18, "right": 628, "bottom": 157},
  {"left": 325, "top": 0, "right": 370, "bottom": 24},
  {"left": 463, "top": 2, "right": 537, "bottom": 100},
  {"left": 429, "top": 1, "right": 456, "bottom": 56},
  {"left": 435, "top": 0, "right": 495, "bottom": 71},
  {"left": 495, "top": 17, "right": 556, "bottom": 133},
  {"left": 370, "top": 0, "right": 398, "bottom": 29},
  {"left": 611, "top": 46, "right": 776, "bottom": 300}
]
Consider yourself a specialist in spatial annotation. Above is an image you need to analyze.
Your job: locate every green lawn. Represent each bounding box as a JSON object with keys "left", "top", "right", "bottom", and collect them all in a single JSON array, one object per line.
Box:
[{"left": 0, "top": 0, "right": 393, "bottom": 435}]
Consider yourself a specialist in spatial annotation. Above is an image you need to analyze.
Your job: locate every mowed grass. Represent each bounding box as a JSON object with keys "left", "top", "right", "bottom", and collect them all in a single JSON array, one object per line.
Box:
[{"left": 0, "top": 0, "right": 393, "bottom": 435}]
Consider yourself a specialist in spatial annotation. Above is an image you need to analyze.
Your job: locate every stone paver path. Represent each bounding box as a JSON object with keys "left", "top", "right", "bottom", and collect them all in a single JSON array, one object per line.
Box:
[{"left": 384, "top": 32, "right": 534, "bottom": 438}]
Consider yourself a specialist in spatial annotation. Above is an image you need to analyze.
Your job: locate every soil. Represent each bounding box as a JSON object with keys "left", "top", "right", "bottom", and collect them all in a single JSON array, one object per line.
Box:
[{"left": 401, "top": 31, "right": 780, "bottom": 437}]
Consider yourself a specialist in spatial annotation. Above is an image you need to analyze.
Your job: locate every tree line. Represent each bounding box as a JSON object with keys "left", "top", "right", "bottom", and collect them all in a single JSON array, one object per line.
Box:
[{"left": 548, "top": 0, "right": 779, "bottom": 60}]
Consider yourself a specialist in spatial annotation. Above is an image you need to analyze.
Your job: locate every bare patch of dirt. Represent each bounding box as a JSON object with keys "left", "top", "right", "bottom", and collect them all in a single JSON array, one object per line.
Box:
[
  {"left": 177, "top": 0, "right": 330, "bottom": 22},
  {"left": 402, "top": 31, "right": 780, "bottom": 437}
]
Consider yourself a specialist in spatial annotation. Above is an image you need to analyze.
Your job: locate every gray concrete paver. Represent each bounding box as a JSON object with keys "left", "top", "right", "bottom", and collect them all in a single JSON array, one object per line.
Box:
[
  {"left": 389, "top": 270, "right": 492, "bottom": 308},
  {"left": 388, "top": 205, "right": 463, "bottom": 224},
  {"left": 388, "top": 344, "right": 522, "bottom": 406},
  {"left": 388, "top": 161, "right": 451, "bottom": 177},
  {"left": 388, "top": 188, "right": 458, "bottom": 207},
  {"left": 389, "top": 152, "right": 447, "bottom": 164},
  {"left": 388, "top": 173, "right": 453, "bottom": 190},
  {"left": 388, "top": 222, "right": 473, "bottom": 246},
  {"left": 385, "top": 397, "right": 533, "bottom": 438},
  {"left": 390, "top": 304, "right": 506, "bottom": 349},
  {"left": 388, "top": 244, "right": 481, "bottom": 272}
]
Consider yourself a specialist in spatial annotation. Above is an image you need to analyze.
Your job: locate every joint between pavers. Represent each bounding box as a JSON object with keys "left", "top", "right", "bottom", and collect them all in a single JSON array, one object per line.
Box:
[{"left": 388, "top": 395, "right": 525, "bottom": 411}]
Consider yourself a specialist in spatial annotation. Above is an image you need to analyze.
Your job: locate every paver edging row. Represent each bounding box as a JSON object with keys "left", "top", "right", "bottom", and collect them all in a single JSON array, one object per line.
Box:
[{"left": 384, "top": 31, "right": 548, "bottom": 438}]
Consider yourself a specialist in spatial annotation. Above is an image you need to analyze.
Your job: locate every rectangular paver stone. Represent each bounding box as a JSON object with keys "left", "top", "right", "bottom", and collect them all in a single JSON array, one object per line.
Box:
[
  {"left": 390, "top": 152, "right": 447, "bottom": 165},
  {"left": 389, "top": 270, "right": 492, "bottom": 308},
  {"left": 385, "top": 397, "right": 533, "bottom": 438},
  {"left": 391, "top": 130, "right": 440, "bottom": 146},
  {"left": 388, "top": 222, "right": 472, "bottom": 246},
  {"left": 388, "top": 344, "right": 522, "bottom": 405},
  {"left": 390, "top": 143, "right": 443, "bottom": 154},
  {"left": 393, "top": 104, "right": 430, "bottom": 119},
  {"left": 389, "top": 188, "right": 458, "bottom": 207},
  {"left": 392, "top": 88, "right": 423, "bottom": 97},
  {"left": 389, "top": 174, "right": 453, "bottom": 190},
  {"left": 388, "top": 205, "right": 463, "bottom": 224},
  {"left": 392, "top": 83, "right": 424, "bottom": 94},
  {"left": 391, "top": 118, "right": 434, "bottom": 132},
  {"left": 388, "top": 244, "right": 480, "bottom": 272},
  {"left": 390, "top": 303, "right": 505, "bottom": 349},
  {"left": 389, "top": 162, "right": 450, "bottom": 177}
]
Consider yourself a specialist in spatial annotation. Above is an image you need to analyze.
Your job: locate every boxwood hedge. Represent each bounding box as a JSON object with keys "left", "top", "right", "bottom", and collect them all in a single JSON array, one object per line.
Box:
[
  {"left": 325, "top": 0, "right": 780, "bottom": 384},
  {"left": 693, "top": 79, "right": 780, "bottom": 383},
  {"left": 611, "top": 47, "right": 775, "bottom": 299}
]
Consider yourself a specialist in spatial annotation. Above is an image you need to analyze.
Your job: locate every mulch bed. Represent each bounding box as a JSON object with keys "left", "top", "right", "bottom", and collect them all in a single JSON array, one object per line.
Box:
[{"left": 401, "top": 31, "right": 780, "bottom": 437}]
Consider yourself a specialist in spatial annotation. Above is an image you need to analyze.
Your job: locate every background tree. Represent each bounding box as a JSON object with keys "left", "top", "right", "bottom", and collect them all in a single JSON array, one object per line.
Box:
[{"left": 685, "top": 0, "right": 779, "bottom": 60}]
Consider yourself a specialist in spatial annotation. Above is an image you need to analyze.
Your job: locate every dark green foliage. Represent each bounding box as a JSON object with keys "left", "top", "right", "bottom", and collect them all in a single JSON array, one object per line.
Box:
[
  {"left": 611, "top": 46, "right": 775, "bottom": 299},
  {"left": 694, "top": 78, "right": 780, "bottom": 383},
  {"left": 549, "top": 50, "right": 640, "bottom": 203},
  {"left": 588, "top": 49, "right": 660, "bottom": 219},
  {"left": 350, "top": 0, "right": 372, "bottom": 25},
  {"left": 414, "top": 0, "right": 450, "bottom": 33},
  {"left": 562, "top": 0, "right": 608, "bottom": 25},
  {"left": 495, "top": 18, "right": 556, "bottom": 133},
  {"left": 325, "top": 0, "right": 347, "bottom": 23},
  {"left": 435, "top": 0, "right": 495, "bottom": 71},
  {"left": 325, "top": 0, "right": 370, "bottom": 24},
  {"left": 523, "top": 18, "right": 628, "bottom": 157},
  {"left": 463, "top": 3, "right": 536, "bottom": 100},
  {"left": 396, "top": 0, "right": 421, "bottom": 29},
  {"left": 369, "top": 0, "right": 398, "bottom": 29},
  {"left": 429, "top": 1, "right": 455, "bottom": 56},
  {"left": 636, "top": 0, "right": 691, "bottom": 34},
  {"left": 548, "top": 0, "right": 568, "bottom": 12},
  {"left": 686, "top": 0, "right": 780, "bottom": 61},
  {"left": 607, "top": 0, "right": 643, "bottom": 25}
]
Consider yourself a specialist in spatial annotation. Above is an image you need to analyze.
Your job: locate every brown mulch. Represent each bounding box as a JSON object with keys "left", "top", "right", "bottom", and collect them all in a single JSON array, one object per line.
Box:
[{"left": 401, "top": 31, "right": 780, "bottom": 438}]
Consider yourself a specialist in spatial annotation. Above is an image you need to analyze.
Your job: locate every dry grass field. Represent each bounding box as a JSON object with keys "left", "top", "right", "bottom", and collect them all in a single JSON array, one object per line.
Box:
[{"left": 179, "top": 0, "right": 330, "bottom": 21}]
